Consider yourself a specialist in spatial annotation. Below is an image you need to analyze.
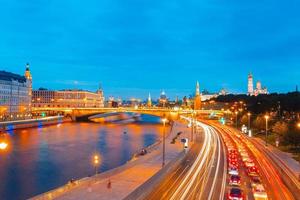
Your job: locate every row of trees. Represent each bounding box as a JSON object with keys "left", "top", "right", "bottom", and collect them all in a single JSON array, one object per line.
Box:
[
  {"left": 215, "top": 92, "right": 300, "bottom": 115},
  {"left": 238, "top": 113, "right": 300, "bottom": 147}
]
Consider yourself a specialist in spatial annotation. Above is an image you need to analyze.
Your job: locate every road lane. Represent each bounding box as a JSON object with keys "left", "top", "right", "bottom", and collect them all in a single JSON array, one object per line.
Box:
[
  {"left": 210, "top": 122, "right": 295, "bottom": 200},
  {"left": 145, "top": 120, "right": 227, "bottom": 200}
]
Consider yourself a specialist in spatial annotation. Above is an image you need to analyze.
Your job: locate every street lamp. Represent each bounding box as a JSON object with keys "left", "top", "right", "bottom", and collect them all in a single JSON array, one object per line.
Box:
[
  {"left": 93, "top": 154, "right": 100, "bottom": 175},
  {"left": 191, "top": 110, "right": 196, "bottom": 142},
  {"left": 162, "top": 118, "right": 167, "bottom": 167},
  {"left": 264, "top": 115, "right": 269, "bottom": 146},
  {"left": 247, "top": 112, "right": 251, "bottom": 130},
  {"left": 235, "top": 111, "right": 238, "bottom": 129},
  {"left": 0, "top": 141, "right": 8, "bottom": 150},
  {"left": 297, "top": 122, "right": 300, "bottom": 128}
]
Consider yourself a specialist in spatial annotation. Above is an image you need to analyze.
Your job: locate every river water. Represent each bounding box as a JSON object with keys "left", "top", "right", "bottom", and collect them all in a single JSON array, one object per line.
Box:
[{"left": 0, "top": 114, "right": 166, "bottom": 200}]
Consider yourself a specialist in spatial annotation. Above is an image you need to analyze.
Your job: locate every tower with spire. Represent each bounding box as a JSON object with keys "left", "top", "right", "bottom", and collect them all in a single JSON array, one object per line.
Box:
[
  {"left": 24, "top": 63, "right": 32, "bottom": 112},
  {"left": 248, "top": 73, "right": 254, "bottom": 95},
  {"left": 194, "top": 81, "right": 201, "bottom": 110},
  {"left": 147, "top": 93, "right": 152, "bottom": 107},
  {"left": 96, "top": 82, "right": 105, "bottom": 107}
]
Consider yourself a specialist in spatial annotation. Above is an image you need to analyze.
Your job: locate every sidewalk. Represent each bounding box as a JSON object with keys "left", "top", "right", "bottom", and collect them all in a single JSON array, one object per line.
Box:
[{"left": 32, "top": 121, "right": 190, "bottom": 200}]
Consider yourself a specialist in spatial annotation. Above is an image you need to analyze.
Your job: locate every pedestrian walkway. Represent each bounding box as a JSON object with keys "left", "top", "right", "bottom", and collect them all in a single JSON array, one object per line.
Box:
[{"left": 32, "top": 121, "right": 190, "bottom": 200}]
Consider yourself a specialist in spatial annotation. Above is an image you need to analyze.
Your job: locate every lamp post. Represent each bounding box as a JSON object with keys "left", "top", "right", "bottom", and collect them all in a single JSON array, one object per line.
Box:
[
  {"left": 191, "top": 111, "right": 195, "bottom": 142},
  {"left": 235, "top": 111, "right": 238, "bottom": 129},
  {"left": 247, "top": 112, "right": 251, "bottom": 130},
  {"left": 162, "top": 118, "right": 167, "bottom": 167},
  {"left": 93, "top": 154, "right": 100, "bottom": 175},
  {"left": 265, "top": 115, "right": 269, "bottom": 146}
]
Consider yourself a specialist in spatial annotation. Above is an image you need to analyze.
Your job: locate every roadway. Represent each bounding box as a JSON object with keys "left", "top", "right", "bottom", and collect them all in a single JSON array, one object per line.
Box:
[
  {"left": 210, "top": 122, "right": 296, "bottom": 200},
  {"left": 146, "top": 120, "right": 227, "bottom": 200}
]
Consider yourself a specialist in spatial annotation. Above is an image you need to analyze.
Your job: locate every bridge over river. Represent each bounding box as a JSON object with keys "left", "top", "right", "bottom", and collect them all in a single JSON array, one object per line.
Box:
[{"left": 32, "top": 107, "right": 227, "bottom": 121}]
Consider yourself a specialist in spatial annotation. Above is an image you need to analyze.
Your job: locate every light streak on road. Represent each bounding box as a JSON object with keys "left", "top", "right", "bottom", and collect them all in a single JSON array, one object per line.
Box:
[
  {"left": 167, "top": 119, "right": 226, "bottom": 200},
  {"left": 213, "top": 123, "right": 295, "bottom": 200}
]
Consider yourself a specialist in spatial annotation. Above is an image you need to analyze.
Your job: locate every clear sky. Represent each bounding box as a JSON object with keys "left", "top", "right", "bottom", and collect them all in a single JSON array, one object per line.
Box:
[{"left": 1, "top": 0, "right": 299, "bottom": 99}]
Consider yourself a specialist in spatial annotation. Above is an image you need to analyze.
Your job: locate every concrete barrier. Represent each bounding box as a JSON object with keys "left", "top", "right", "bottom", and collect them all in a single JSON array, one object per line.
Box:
[
  {"left": 254, "top": 142, "right": 300, "bottom": 200},
  {"left": 123, "top": 151, "right": 186, "bottom": 200}
]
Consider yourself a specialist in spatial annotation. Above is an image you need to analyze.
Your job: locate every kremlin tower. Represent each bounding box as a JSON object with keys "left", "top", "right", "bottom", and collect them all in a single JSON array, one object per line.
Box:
[
  {"left": 147, "top": 93, "right": 152, "bottom": 107},
  {"left": 194, "top": 81, "right": 201, "bottom": 110}
]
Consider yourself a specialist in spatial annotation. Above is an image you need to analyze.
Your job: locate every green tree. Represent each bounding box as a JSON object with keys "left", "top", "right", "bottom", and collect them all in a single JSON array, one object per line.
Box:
[
  {"left": 272, "top": 121, "right": 288, "bottom": 139},
  {"left": 253, "top": 115, "right": 265, "bottom": 131},
  {"left": 240, "top": 114, "right": 248, "bottom": 126}
]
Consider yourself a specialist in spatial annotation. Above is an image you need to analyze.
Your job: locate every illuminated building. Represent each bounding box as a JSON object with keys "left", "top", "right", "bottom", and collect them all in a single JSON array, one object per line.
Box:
[
  {"left": 0, "top": 64, "right": 32, "bottom": 119},
  {"left": 247, "top": 73, "right": 268, "bottom": 96},
  {"left": 32, "top": 87, "right": 104, "bottom": 108},
  {"left": 194, "top": 81, "right": 201, "bottom": 110},
  {"left": 158, "top": 90, "right": 168, "bottom": 107},
  {"left": 248, "top": 73, "right": 254, "bottom": 95},
  {"left": 219, "top": 88, "right": 228, "bottom": 96}
]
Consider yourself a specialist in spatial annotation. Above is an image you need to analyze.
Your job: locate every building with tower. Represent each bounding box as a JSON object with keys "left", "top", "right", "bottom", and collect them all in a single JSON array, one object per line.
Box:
[
  {"left": 158, "top": 90, "right": 168, "bottom": 107},
  {"left": 0, "top": 64, "right": 32, "bottom": 120},
  {"left": 248, "top": 73, "right": 254, "bottom": 95},
  {"left": 194, "top": 81, "right": 202, "bottom": 110},
  {"left": 247, "top": 73, "right": 268, "bottom": 96}
]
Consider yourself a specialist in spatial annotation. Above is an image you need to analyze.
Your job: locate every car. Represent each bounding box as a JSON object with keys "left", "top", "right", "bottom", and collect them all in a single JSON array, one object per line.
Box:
[
  {"left": 252, "top": 184, "right": 268, "bottom": 200},
  {"left": 228, "top": 155, "right": 238, "bottom": 162},
  {"left": 229, "top": 175, "right": 241, "bottom": 186},
  {"left": 247, "top": 166, "right": 259, "bottom": 176},
  {"left": 240, "top": 152, "right": 249, "bottom": 158},
  {"left": 229, "top": 160, "right": 239, "bottom": 168},
  {"left": 241, "top": 156, "right": 250, "bottom": 162},
  {"left": 228, "top": 167, "right": 239, "bottom": 175},
  {"left": 244, "top": 161, "right": 255, "bottom": 168},
  {"left": 227, "top": 187, "right": 244, "bottom": 200},
  {"left": 250, "top": 176, "right": 262, "bottom": 188},
  {"left": 229, "top": 149, "right": 238, "bottom": 155}
]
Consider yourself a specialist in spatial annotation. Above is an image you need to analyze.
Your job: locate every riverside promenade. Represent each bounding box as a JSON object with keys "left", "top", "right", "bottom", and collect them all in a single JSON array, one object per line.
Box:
[{"left": 31, "top": 120, "right": 190, "bottom": 200}]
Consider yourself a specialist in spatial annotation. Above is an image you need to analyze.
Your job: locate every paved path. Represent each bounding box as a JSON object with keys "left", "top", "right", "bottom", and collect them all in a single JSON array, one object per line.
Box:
[{"left": 33, "top": 120, "right": 190, "bottom": 200}]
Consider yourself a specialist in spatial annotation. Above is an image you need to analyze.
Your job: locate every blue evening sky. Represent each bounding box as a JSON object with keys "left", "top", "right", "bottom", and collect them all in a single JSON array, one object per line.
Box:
[{"left": 1, "top": 0, "right": 299, "bottom": 99}]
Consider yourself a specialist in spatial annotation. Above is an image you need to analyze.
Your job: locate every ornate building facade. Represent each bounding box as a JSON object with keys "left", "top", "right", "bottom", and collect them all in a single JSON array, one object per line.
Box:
[
  {"left": 32, "top": 88, "right": 104, "bottom": 108},
  {"left": 247, "top": 73, "right": 268, "bottom": 96},
  {"left": 0, "top": 64, "right": 32, "bottom": 119}
]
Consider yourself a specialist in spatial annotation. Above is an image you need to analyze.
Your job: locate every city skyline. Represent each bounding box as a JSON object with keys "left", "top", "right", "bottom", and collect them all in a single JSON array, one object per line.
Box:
[
  {"left": 1, "top": 1, "right": 300, "bottom": 98},
  {"left": 1, "top": 65, "right": 296, "bottom": 100}
]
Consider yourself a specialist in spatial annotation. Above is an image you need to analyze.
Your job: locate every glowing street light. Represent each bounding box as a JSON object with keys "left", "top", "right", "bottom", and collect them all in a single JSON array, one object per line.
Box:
[
  {"left": 297, "top": 122, "right": 300, "bottom": 128},
  {"left": 235, "top": 111, "right": 238, "bottom": 129},
  {"left": 162, "top": 118, "right": 167, "bottom": 167},
  {"left": 265, "top": 115, "right": 269, "bottom": 146},
  {"left": 0, "top": 142, "right": 8, "bottom": 150},
  {"left": 247, "top": 112, "right": 251, "bottom": 130},
  {"left": 93, "top": 154, "right": 101, "bottom": 175}
]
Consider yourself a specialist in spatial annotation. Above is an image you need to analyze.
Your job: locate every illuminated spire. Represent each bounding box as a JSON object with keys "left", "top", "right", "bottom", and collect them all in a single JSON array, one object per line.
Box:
[
  {"left": 248, "top": 72, "right": 254, "bottom": 95},
  {"left": 147, "top": 93, "right": 152, "bottom": 107},
  {"left": 196, "top": 81, "right": 200, "bottom": 96},
  {"left": 24, "top": 63, "right": 32, "bottom": 80}
]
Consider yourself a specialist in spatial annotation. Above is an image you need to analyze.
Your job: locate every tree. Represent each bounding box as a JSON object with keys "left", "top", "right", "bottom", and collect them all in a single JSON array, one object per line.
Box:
[
  {"left": 253, "top": 115, "right": 265, "bottom": 131},
  {"left": 272, "top": 121, "right": 288, "bottom": 139},
  {"left": 240, "top": 114, "right": 248, "bottom": 126},
  {"left": 283, "top": 121, "right": 300, "bottom": 147}
]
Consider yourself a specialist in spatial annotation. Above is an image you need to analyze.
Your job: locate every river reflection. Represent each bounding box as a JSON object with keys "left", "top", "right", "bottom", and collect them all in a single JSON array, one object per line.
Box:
[{"left": 0, "top": 115, "right": 167, "bottom": 200}]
